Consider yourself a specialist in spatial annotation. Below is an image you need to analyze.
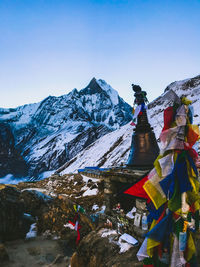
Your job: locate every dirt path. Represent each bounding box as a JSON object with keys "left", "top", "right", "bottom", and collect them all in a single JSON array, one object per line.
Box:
[{"left": 2, "top": 237, "right": 72, "bottom": 267}]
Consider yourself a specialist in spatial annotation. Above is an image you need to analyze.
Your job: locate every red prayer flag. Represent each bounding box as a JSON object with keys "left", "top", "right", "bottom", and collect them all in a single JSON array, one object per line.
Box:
[
  {"left": 124, "top": 175, "right": 151, "bottom": 203},
  {"left": 69, "top": 220, "right": 81, "bottom": 245},
  {"left": 162, "top": 106, "right": 174, "bottom": 132}
]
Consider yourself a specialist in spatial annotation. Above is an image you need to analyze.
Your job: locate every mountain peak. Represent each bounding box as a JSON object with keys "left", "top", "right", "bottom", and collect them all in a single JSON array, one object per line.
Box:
[
  {"left": 84, "top": 77, "right": 102, "bottom": 93},
  {"left": 71, "top": 88, "right": 79, "bottom": 95},
  {"left": 82, "top": 78, "right": 119, "bottom": 105}
]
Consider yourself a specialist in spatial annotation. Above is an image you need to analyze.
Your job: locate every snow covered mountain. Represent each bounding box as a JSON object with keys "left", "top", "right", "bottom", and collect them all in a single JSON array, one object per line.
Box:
[
  {"left": 56, "top": 74, "right": 200, "bottom": 174},
  {"left": 1, "top": 75, "right": 199, "bottom": 180},
  {"left": 0, "top": 78, "right": 132, "bottom": 178}
]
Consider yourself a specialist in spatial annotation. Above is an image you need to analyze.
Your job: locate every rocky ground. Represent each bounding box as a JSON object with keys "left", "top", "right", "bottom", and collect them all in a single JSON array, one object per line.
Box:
[
  {"left": 0, "top": 173, "right": 147, "bottom": 266},
  {"left": 2, "top": 237, "right": 71, "bottom": 267},
  {"left": 17, "top": 173, "right": 105, "bottom": 210},
  {"left": 1, "top": 173, "right": 200, "bottom": 266}
]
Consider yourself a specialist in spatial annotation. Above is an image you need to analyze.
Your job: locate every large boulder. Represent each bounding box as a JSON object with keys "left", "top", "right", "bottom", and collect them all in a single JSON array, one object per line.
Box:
[
  {"left": 0, "top": 185, "right": 31, "bottom": 241},
  {"left": 36, "top": 196, "right": 95, "bottom": 242},
  {"left": 0, "top": 123, "right": 28, "bottom": 177},
  {"left": 71, "top": 229, "right": 142, "bottom": 267},
  {"left": 20, "top": 189, "right": 53, "bottom": 217}
]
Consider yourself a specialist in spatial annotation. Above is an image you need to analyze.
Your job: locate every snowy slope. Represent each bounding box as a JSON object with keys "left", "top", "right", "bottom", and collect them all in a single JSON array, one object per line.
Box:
[{"left": 57, "top": 123, "right": 133, "bottom": 175}]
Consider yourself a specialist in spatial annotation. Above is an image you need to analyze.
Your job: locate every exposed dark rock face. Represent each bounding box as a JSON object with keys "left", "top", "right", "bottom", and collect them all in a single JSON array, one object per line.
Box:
[
  {"left": 20, "top": 189, "right": 53, "bottom": 217},
  {"left": 0, "top": 123, "right": 28, "bottom": 177}
]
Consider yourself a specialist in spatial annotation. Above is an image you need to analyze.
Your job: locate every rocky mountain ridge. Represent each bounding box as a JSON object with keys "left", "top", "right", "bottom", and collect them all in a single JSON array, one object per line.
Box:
[{"left": 0, "top": 78, "right": 132, "bottom": 179}]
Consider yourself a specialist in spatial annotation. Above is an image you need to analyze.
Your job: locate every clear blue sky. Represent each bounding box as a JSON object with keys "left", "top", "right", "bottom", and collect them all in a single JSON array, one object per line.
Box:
[{"left": 0, "top": 0, "right": 200, "bottom": 108}]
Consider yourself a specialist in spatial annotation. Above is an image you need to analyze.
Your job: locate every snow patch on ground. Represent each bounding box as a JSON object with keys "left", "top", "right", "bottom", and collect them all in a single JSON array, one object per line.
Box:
[
  {"left": 82, "top": 188, "right": 98, "bottom": 197},
  {"left": 99, "top": 229, "right": 118, "bottom": 238},
  {"left": 117, "top": 239, "right": 133, "bottom": 253},
  {"left": 99, "top": 229, "right": 135, "bottom": 254},
  {"left": 79, "top": 174, "right": 99, "bottom": 196},
  {"left": 26, "top": 223, "right": 37, "bottom": 239},
  {"left": 92, "top": 204, "right": 99, "bottom": 211}
]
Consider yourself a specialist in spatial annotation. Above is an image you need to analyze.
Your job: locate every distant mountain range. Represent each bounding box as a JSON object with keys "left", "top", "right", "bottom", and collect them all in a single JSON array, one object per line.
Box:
[
  {"left": 0, "top": 78, "right": 132, "bottom": 178},
  {"left": 0, "top": 75, "right": 199, "bottom": 180}
]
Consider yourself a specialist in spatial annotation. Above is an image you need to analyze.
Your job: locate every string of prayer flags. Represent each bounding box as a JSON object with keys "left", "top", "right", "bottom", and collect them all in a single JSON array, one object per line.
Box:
[{"left": 134, "top": 94, "right": 200, "bottom": 266}]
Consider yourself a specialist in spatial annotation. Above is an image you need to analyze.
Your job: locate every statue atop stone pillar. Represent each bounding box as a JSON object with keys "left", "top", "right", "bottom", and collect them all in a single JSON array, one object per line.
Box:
[{"left": 126, "top": 84, "right": 159, "bottom": 169}]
